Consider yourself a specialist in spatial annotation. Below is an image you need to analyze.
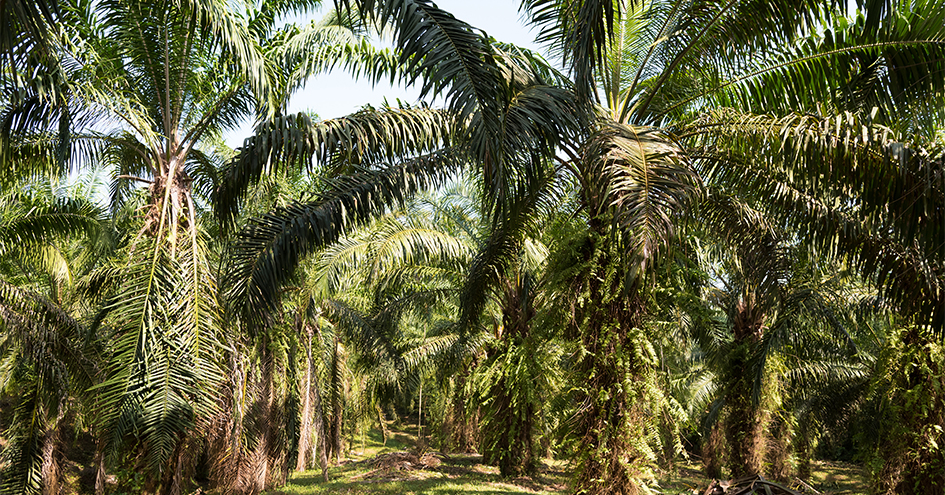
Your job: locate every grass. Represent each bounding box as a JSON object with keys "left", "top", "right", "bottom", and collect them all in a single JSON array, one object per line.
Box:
[
  {"left": 805, "top": 460, "right": 869, "bottom": 494},
  {"left": 266, "top": 423, "right": 868, "bottom": 495},
  {"left": 268, "top": 422, "right": 566, "bottom": 495},
  {"left": 271, "top": 460, "right": 567, "bottom": 495}
]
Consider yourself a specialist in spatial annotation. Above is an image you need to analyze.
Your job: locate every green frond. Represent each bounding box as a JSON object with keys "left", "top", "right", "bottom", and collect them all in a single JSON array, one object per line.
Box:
[
  {"left": 227, "top": 149, "right": 464, "bottom": 322},
  {"left": 276, "top": 17, "right": 401, "bottom": 102},
  {"left": 689, "top": 108, "right": 945, "bottom": 330},
  {"left": 217, "top": 105, "right": 455, "bottom": 225},
  {"left": 347, "top": 0, "right": 502, "bottom": 144},
  {"left": 523, "top": 0, "right": 625, "bottom": 102},
  {"left": 584, "top": 121, "right": 699, "bottom": 266},
  {"left": 94, "top": 234, "right": 222, "bottom": 477},
  {"left": 709, "top": 5, "right": 945, "bottom": 133}
]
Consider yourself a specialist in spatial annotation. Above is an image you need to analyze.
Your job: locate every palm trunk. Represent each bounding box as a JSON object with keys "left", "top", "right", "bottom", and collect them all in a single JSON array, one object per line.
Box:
[
  {"left": 40, "top": 416, "right": 62, "bottom": 495},
  {"left": 241, "top": 338, "right": 275, "bottom": 495},
  {"left": 327, "top": 334, "right": 344, "bottom": 464},
  {"left": 482, "top": 377, "right": 536, "bottom": 477},
  {"left": 725, "top": 301, "right": 766, "bottom": 478},
  {"left": 877, "top": 327, "right": 945, "bottom": 494},
  {"left": 158, "top": 440, "right": 186, "bottom": 495},
  {"left": 441, "top": 369, "right": 477, "bottom": 453},
  {"left": 94, "top": 435, "right": 107, "bottom": 495},
  {"left": 378, "top": 405, "right": 389, "bottom": 446},
  {"left": 702, "top": 421, "right": 725, "bottom": 479},
  {"left": 311, "top": 375, "right": 330, "bottom": 482},
  {"left": 569, "top": 228, "right": 655, "bottom": 495},
  {"left": 482, "top": 280, "right": 538, "bottom": 476},
  {"left": 766, "top": 415, "right": 793, "bottom": 482},
  {"left": 209, "top": 349, "right": 244, "bottom": 493},
  {"left": 311, "top": 323, "right": 331, "bottom": 482},
  {"left": 295, "top": 325, "right": 314, "bottom": 472}
]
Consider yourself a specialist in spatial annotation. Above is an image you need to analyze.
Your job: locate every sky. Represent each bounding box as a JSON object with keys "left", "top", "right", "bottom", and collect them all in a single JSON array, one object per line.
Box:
[{"left": 224, "top": 0, "right": 544, "bottom": 148}]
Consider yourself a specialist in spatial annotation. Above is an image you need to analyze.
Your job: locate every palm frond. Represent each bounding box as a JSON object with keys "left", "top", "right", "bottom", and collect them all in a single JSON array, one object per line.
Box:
[
  {"left": 335, "top": 0, "right": 503, "bottom": 162},
  {"left": 228, "top": 149, "right": 465, "bottom": 322},
  {"left": 584, "top": 122, "right": 699, "bottom": 268},
  {"left": 216, "top": 105, "right": 454, "bottom": 225}
]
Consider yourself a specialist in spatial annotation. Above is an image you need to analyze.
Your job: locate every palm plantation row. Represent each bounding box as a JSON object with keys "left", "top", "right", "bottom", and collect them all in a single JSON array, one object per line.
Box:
[{"left": 1, "top": 0, "right": 943, "bottom": 494}]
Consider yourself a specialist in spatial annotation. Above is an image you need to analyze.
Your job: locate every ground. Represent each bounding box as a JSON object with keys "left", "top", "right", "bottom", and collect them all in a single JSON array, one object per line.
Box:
[{"left": 265, "top": 424, "right": 869, "bottom": 495}]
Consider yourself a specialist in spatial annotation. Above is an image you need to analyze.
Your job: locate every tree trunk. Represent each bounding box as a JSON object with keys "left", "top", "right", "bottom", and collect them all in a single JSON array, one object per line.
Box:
[
  {"left": 295, "top": 325, "right": 314, "bottom": 472},
  {"left": 327, "top": 334, "right": 344, "bottom": 464},
  {"left": 568, "top": 230, "right": 656, "bottom": 495},
  {"left": 208, "top": 350, "right": 245, "bottom": 493},
  {"left": 876, "top": 327, "right": 945, "bottom": 495},
  {"left": 40, "top": 416, "right": 62, "bottom": 495},
  {"left": 439, "top": 369, "right": 478, "bottom": 453},
  {"left": 725, "top": 301, "right": 766, "bottom": 478},
  {"left": 94, "top": 435, "right": 107, "bottom": 495},
  {"left": 240, "top": 338, "right": 275, "bottom": 495},
  {"left": 311, "top": 324, "right": 331, "bottom": 482},
  {"left": 724, "top": 361, "right": 764, "bottom": 477},
  {"left": 766, "top": 414, "right": 793, "bottom": 482},
  {"left": 312, "top": 379, "right": 330, "bottom": 482},
  {"left": 482, "top": 376, "right": 536, "bottom": 477},
  {"left": 158, "top": 440, "right": 186, "bottom": 495},
  {"left": 702, "top": 421, "right": 725, "bottom": 479}
]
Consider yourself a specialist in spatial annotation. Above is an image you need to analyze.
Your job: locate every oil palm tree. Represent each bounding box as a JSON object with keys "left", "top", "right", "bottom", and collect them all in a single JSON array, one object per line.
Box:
[
  {"left": 1, "top": 0, "right": 412, "bottom": 491},
  {"left": 0, "top": 181, "right": 102, "bottom": 495},
  {"left": 678, "top": 3, "right": 945, "bottom": 489},
  {"left": 220, "top": 0, "right": 945, "bottom": 492},
  {"left": 218, "top": 30, "right": 582, "bottom": 480},
  {"left": 529, "top": 1, "right": 944, "bottom": 490},
  {"left": 685, "top": 195, "right": 867, "bottom": 479}
]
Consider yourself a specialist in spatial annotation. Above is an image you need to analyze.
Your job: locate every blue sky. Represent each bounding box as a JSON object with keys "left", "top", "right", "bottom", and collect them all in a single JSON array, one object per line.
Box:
[{"left": 225, "top": 0, "right": 543, "bottom": 147}]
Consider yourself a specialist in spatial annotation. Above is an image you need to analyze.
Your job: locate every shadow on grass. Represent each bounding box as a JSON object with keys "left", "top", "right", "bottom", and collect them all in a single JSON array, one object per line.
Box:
[{"left": 275, "top": 454, "right": 567, "bottom": 495}]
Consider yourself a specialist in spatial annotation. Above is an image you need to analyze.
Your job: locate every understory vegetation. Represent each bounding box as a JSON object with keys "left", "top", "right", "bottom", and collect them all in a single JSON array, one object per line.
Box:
[{"left": 1, "top": 0, "right": 944, "bottom": 494}]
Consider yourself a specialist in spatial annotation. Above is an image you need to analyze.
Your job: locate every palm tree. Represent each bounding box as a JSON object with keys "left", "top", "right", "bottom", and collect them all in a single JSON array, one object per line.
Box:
[
  {"left": 0, "top": 180, "right": 102, "bottom": 495},
  {"left": 679, "top": 3, "right": 945, "bottom": 489},
  {"left": 219, "top": 0, "right": 945, "bottom": 492},
  {"left": 527, "top": 1, "right": 944, "bottom": 490},
  {"left": 0, "top": 0, "right": 414, "bottom": 491},
  {"left": 683, "top": 195, "right": 868, "bottom": 479}
]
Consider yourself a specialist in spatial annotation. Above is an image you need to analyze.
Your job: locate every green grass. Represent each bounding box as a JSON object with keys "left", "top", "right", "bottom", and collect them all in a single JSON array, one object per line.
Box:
[
  {"left": 267, "top": 424, "right": 868, "bottom": 495},
  {"left": 268, "top": 422, "right": 566, "bottom": 495},
  {"left": 806, "top": 460, "right": 869, "bottom": 494},
  {"left": 270, "top": 461, "right": 567, "bottom": 495}
]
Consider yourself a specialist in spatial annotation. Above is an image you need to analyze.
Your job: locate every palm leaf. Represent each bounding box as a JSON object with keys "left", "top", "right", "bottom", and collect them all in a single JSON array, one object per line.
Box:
[
  {"left": 227, "top": 149, "right": 465, "bottom": 322},
  {"left": 216, "top": 105, "right": 455, "bottom": 226}
]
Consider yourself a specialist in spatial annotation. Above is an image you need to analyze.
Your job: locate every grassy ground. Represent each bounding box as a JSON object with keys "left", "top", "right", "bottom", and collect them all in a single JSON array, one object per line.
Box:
[
  {"left": 271, "top": 424, "right": 567, "bottom": 495},
  {"left": 805, "top": 460, "right": 870, "bottom": 494},
  {"left": 266, "top": 424, "right": 868, "bottom": 495}
]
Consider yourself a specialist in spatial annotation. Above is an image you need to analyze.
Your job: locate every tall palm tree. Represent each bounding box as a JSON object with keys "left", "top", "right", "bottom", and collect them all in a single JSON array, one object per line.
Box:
[
  {"left": 527, "top": 1, "right": 944, "bottom": 490},
  {"left": 220, "top": 0, "right": 945, "bottom": 492},
  {"left": 0, "top": 0, "right": 413, "bottom": 491},
  {"left": 679, "top": 3, "right": 945, "bottom": 489},
  {"left": 0, "top": 181, "right": 102, "bottom": 495},
  {"left": 687, "top": 196, "right": 866, "bottom": 479}
]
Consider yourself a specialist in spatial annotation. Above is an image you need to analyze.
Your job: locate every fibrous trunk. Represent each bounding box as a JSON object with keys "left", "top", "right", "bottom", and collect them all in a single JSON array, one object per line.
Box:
[
  {"left": 481, "top": 377, "right": 535, "bottom": 477},
  {"left": 724, "top": 301, "right": 766, "bottom": 478},
  {"left": 481, "top": 279, "right": 538, "bottom": 477},
  {"left": 40, "top": 415, "right": 62, "bottom": 495},
  {"left": 568, "top": 232, "right": 657, "bottom": 495},
  {"left": 874, "top": 327, "right": 945, "bottom": 494}
]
